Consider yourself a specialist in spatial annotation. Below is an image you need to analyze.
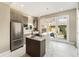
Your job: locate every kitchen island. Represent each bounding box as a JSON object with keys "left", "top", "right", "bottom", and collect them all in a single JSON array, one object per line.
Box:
[{"left": 26, "top": 35, "right": 46, "bottom": 57}]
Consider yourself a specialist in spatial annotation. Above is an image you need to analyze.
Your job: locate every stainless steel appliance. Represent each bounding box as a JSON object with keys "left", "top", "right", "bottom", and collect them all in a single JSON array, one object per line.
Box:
[{"left": 10, "top": 20, "right": 24, "bottom": 51}]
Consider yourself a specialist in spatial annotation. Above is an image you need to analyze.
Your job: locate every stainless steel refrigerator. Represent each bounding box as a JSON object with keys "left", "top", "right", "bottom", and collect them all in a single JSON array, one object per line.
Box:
[{"left": 10, "top": 20, "right": 24, "bottom": 51}]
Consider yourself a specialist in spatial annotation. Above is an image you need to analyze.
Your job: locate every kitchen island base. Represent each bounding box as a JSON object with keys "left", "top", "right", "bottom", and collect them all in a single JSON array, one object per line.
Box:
[{"left": 26, "top": 36, "right": 46, "bottom": 57}]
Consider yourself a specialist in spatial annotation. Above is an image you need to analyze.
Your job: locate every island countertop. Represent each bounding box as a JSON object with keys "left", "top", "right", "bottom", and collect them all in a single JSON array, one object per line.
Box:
[{"left": 26, "top": 35, "right": 45, "bottom": 41}]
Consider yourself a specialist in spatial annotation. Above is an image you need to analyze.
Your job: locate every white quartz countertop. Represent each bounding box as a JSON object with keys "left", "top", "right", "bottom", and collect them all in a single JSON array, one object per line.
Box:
[{"left": 26, "top": 35, "right": 45, "bottom": 41}]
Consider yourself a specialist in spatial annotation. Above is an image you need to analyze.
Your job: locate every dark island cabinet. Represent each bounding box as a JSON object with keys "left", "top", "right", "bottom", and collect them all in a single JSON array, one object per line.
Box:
[{"left": 26, "top": 37, "right": 46, "bottom": 57}]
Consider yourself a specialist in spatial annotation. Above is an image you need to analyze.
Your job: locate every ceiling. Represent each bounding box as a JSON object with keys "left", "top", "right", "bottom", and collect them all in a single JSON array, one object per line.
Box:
[{"left": 5, "top": 2, "right": 77, "bottom": 17}]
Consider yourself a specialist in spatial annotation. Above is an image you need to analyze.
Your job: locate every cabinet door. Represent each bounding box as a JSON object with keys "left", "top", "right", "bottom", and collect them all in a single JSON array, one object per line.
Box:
[
  {"left": 10, "top": 9, "right": 15, "bottom": 20},
  {"left": 10, "top": 9, "right": 28, "bottom": 24},
  {"left": 10, "top": 9, "right": 21, "bottom": 22},
  {"left": 33, "top": 18, "right": 38, "bottom": 30},
  {"left": 22, "top": 16, "right": 28, "bottom": 24}
]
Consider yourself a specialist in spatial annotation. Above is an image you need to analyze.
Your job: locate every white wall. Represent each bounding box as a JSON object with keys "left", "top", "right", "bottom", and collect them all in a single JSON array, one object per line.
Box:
[
  {"left": 77, "top": 3, "right": 79, "bottom": 55},
  {"left": 0, "top": 3, "right": 10, "bottom": 53},
  {"left": 0, "top": 3, "right": 25, "bottom": 57}
]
